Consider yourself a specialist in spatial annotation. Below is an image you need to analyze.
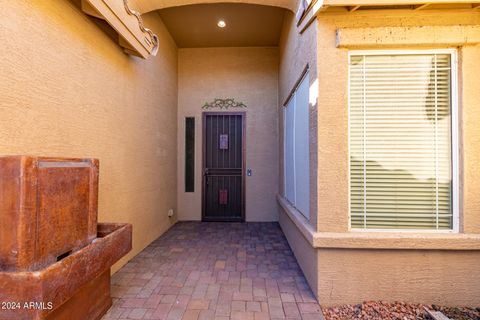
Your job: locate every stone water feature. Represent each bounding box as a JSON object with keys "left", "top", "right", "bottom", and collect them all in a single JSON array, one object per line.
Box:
[{"left": 0, "top": 156, "right": 132, "bottom": 320}]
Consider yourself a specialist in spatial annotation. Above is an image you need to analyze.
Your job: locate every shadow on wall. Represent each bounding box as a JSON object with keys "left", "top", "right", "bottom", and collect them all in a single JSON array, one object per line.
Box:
[
  {"left": 28, "top": 0, "right": 139, "bottom": 67},
  {"left": 68, "top": 0, "right": 119, "bottom": 44},
  {"left": 350, "top": 157, "right": 452, "bottom": 229}
]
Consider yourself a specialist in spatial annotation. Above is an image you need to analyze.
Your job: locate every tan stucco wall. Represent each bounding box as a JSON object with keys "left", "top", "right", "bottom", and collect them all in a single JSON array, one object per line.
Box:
[
  {"left": 177, "top": 47, "right": 279, "bottom": 221},
  {"left": 277, "top": 8, "right": 480, "bottom": 306},
  {"left": 278, "top": 11, "right": 319, "bottom": 227},
  {"left": 315, "top": 10, "right": 480, "bottom": 233},
  {"left": 0, "top": 1, "right": 178, "bottom": 272},
  {"left": 310, "top": 10, "right": 480, "bottom": 306},
  {"left": 279, "top": 184, "right": 480, "bottom": 306},
  {"left": 278, "top": 206, "right": 319, "bottom": 299},
  {"left": 318, "top": 249, "right": 480, "bottom": 306},
  {"left": 277, "top": 9, "right": 322, "bottom": 301},
  {"left": 461, "top": 43, "right": 480, "bottom": 233}
]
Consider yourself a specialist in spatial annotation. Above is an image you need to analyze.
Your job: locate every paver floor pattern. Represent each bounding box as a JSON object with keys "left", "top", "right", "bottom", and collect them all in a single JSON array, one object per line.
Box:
[{"left": 102, "top": 222, "right": 324, "bottom": 320}]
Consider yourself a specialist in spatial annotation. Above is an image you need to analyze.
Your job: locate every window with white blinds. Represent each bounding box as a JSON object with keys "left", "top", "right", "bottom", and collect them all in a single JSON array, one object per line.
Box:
[{"left": 349, "top": 51, "right": 457, "bottom": 231}]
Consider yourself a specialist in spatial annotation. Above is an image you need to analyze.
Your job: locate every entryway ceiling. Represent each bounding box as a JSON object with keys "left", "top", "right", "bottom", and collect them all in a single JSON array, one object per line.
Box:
[
  {"left": 157, "top": 3, "right": 287, "bottom": 48},
  {"left": 131, "top": 0, "right": 296, "bottom": 13}
]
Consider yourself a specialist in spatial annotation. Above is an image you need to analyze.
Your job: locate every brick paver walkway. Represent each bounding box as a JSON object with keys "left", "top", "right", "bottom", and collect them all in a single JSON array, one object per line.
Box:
[{"left": 102, "top": 222, "right": 324, "bottom": 320}]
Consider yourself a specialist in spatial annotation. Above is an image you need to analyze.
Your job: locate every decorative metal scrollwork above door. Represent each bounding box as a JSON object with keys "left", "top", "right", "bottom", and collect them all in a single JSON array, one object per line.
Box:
[{"left": 202, "top": 98, "right": 247, "bottom": 110}]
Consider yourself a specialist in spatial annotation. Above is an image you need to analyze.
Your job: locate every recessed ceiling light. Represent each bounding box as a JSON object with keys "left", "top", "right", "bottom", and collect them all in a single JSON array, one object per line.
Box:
[{"left": 217, "top": 20, "right": 226, "bottom": 28}]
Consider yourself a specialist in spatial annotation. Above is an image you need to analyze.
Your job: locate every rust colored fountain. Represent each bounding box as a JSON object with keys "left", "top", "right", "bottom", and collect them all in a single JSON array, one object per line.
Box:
[{"left": 0, "top": 156, "right": 132, "bottom": 320}]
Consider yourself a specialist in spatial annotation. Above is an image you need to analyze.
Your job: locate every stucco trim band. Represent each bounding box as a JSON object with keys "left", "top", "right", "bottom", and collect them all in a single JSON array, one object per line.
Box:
[
  {"left": 277, "top": 195, "right": 480, "bottom": 250},
  {"left": 336, "top": 25, "right": 480, "bottom": 48},
  {"left": 312, "top": 232, "right": 480, "bottom": 250}
]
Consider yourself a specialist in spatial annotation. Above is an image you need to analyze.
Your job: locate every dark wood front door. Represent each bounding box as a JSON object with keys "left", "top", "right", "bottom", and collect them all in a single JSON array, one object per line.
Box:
[{"left": 202, "top": 112, "right": 245, "bottom": 222}]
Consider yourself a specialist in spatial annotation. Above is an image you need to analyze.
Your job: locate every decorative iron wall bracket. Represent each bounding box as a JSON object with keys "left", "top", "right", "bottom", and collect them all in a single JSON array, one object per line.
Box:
[
  {"left": 202, "top": 99, "right": 247, "bottom": 110},
  {"left": 81, "top": 0, "right": 159, "bottom": 59}
]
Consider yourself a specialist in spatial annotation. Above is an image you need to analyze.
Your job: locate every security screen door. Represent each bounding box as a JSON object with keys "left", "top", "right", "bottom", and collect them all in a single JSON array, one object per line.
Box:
[{"left": 202, "top": 112, "right": 245, "bottom": 221}]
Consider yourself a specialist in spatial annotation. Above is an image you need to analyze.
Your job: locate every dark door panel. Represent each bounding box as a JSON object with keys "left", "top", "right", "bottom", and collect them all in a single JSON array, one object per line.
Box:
[{"left": 202, "top": 113, "right": 245, "bottom": 221}]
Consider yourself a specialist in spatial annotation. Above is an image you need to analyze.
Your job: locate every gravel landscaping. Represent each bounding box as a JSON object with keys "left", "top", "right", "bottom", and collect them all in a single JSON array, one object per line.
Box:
[{"left": 321, "top": 301, "right": 480, "bottom": 320}]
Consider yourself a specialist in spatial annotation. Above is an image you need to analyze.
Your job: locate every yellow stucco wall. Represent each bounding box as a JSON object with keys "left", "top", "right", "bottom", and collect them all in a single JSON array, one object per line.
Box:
[
  {"left": 0, "top": 1, "right": 178, "bottom": 272},
  {"left": 279, "top": 206, "right": 319, "bottom": 298},
  {"left": 311, "top": 9, "right": 480, "bottom": 306},
  {"left": 278, "top": 7, "right": 480, "bottom": 306},
  {"left": 278, "top": 11, "right": 319, "bottom": 227},
  {"left": 318, "top": 248, "right": 480, "bottom": 306},
  {"left": 277, "top": 9, "right": 322, "bottom": 299},
  {"left": 316, "top": 10, "right": 480, "bottom": 233},
  {"left": 177, "top": 47, "right": 280, "bottom": 221},
  {"left": 461, "top": 44, "right": 480, "bottom": 233},
  {"left": 3, "top": 0, "right": 480, "bottom": 307}
]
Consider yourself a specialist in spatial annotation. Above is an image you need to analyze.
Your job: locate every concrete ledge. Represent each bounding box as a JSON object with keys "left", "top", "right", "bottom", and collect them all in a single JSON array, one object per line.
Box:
[
  {"left": 336, "top": 25, "right": 480, "bottom": 48},
  {"left": 277, "top": 194, "right": 316, "bottom": 244},
  {"left": 277, "top": 194, "right": 480, "bottom": 250}
]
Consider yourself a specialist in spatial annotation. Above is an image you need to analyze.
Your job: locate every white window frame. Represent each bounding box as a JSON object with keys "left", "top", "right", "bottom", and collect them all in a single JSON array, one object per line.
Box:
[
  {"left": 347, "top": 49, "right": 459, "bottom": 233},
  {"left": 284, "top": 97, "right": 296, "bottom": 206},
  {"left": 284, "top": 70, "right": 310, "bottom": 220}
]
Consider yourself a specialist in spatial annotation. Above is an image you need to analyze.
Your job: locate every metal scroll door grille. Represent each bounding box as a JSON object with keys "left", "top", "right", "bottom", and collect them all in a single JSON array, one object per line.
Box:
[{"left": 203, "top": 113, "right": 245, "bottom": 221}]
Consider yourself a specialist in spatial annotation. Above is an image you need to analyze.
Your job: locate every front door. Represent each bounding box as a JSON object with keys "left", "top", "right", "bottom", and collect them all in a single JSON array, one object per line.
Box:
[{"left": 202, "top": 112, "right": 245, "bottom": 222}]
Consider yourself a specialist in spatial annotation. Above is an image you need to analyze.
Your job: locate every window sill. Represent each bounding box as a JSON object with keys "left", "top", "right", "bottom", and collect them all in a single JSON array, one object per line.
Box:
[
  {"left": 312, "top": 231, "right": 480, "bottom": 250},
  {"left": 277, "top": 194, "right": 480, "bottom": 251}
]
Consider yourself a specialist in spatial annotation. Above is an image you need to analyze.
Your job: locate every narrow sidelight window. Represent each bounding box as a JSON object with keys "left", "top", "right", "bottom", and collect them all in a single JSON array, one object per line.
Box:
[
  {"left": 349, "top": 50, "right": 457, "bottom": 231},
  {"left": 185, "top": 117, "right": 195, "bottom": 192}
]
